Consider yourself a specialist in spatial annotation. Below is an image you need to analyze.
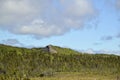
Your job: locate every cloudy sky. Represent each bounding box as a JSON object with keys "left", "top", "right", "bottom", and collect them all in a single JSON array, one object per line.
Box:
[{"left": 0, "top": 0, "right": 120, "bottom": 55}]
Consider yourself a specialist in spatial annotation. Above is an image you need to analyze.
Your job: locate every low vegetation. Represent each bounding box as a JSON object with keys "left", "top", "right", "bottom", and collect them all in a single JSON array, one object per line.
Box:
[
  {"left": 0, "top": 44, "right": 120, "bottom": 80},
  {"left": 31, "top": 72, "right": 120, "bottom": 80}
]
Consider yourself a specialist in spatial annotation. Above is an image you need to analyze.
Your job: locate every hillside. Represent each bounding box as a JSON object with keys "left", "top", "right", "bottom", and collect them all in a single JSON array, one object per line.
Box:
[
  {"left": 0, "top": 44, "right": 79, "bottom": 55},
  {"left": 0, "top": 44, "right": 120, "bottom": 80}
]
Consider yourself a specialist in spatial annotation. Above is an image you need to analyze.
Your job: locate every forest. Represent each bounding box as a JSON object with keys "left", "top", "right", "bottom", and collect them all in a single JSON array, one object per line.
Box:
[{"left": 0, "top": 44, "right": 120, "bottom": 80}]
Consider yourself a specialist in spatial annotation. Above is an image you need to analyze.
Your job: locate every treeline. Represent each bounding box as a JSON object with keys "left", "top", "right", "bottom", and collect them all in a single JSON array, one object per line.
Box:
[{"left": 0, "top": 44, "right": 120, "bottom": 79}]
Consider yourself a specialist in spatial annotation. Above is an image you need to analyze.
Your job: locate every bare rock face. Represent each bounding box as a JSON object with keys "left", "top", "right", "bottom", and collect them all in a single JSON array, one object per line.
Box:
[{"left": 43, "top": 45, "right": 57, "bottom": 53}]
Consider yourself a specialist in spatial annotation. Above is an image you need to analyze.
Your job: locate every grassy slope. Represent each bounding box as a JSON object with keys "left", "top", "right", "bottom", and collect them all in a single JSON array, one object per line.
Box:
[
  {"left": 31, "top": 72, "right": 119, "bottom": 80},
  {"left": 0, "top": 44, "right": 120, "bottom": 80},
  {"left": 0, "top": 44, "right": 31, "bottom": 54},
  {"left": 51, "top": 45, "right": 80, "bottom": 54}
]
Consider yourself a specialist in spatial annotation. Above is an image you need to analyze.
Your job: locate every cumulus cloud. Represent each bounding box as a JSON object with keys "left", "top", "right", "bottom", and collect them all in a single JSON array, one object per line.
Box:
[
  {"left": 60, "top": 0, "right": 95, "bottom": 17},
  {"left": 0, "top": 0, "right": 97, "bottom": 39},
  {"left": 1, "top": 39, "right": 23, "bottom": 46},
  {"left": 13, "top": 19, "right": 65, "bottom": 38},
  {"left": 0, "top": 0, "right": 40, "bottom": 25}
]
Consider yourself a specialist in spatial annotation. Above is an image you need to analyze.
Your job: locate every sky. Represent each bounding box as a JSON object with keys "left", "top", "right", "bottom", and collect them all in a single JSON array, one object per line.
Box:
[{"left": 0, "top": 0, "right": 120, "bottom": 55}]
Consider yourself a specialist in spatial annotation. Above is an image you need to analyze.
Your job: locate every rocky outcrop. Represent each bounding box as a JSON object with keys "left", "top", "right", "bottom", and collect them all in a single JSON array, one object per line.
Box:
[{"left": 43, "top": 45, "right": 57, "bottom": 53}]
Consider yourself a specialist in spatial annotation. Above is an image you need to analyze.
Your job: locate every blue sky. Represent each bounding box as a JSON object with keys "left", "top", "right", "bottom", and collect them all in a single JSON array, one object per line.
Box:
[{"left": 0, "top": 0, "right": 120, "bottom": 55}]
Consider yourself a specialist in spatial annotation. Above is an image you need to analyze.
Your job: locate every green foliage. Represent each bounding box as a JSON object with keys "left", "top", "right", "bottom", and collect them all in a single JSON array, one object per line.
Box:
[
  {"left": 0, "top": 44, "right": 120, "bottom": 80},
  {"left": 52, "top": 45, "right": 79, "bottom": 55}
]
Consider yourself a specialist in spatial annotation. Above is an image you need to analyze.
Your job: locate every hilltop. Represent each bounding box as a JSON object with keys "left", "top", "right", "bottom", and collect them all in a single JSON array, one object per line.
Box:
[{"left": 0, "top": 44, "right": 80, "bottom": 55}]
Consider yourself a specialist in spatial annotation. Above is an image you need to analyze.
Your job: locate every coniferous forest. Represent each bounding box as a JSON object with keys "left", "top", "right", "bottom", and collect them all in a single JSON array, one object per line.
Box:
[{"left": 0, "top": 44, "right": 120, "bottom": 80}]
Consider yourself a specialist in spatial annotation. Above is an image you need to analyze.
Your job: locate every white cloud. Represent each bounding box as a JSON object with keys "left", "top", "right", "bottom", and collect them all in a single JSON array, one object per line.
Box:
[
  {"left": 0, "top": 0, "right": 50, "bottom": 25},
  {"left": 0, "top": 0, "right": 97, "bottom": 39},
  {"left": 61, "top": 0, "right": 95, "bottom": 17},
  {"left": 79, "top": 49, "right": 96, "bottom": 54},
  {"left": 80, "top": 49, "right": 120, "bottom": 56},
  {"left": 0, "top": 0, "right": 35, "bottom": 25},
  {"left": 97, "top": 49, "right": 120, "bottom": 56},
  {"left": 84, "top": 49, "right": 96, "bottom": 54},
  {"left": 12, "top": 19, "right": 65, "bottom": 38}
]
